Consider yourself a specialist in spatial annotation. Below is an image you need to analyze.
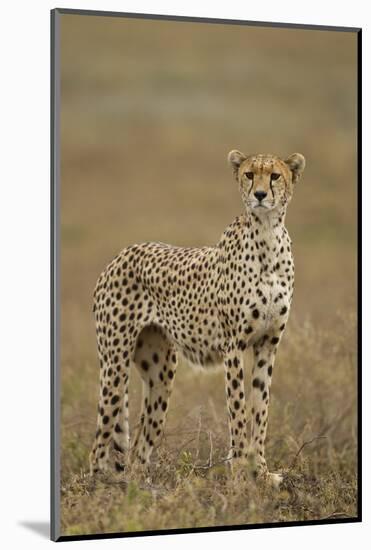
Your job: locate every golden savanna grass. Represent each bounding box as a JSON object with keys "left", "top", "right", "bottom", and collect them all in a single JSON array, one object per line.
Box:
[{"left": 59, "top": 14, "right": 358, "bottom": 536}]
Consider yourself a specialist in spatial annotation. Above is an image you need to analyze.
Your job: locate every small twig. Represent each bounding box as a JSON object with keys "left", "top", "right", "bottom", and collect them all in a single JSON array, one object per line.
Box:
[
  {"left": 216, "top": 491, "right": 228, "bottom": 513},
  {"left": 208, "top": 431, "right": 213, "bottom": 467},
  {"left": 193, "top": 456, "right": 232, "bottom": 471},
  {"left": 319, "top": 511, "right": 353, "bottom": 520},
  {"left": 102, "top": 479, "right": 129, "bottom": 487},
  {"left": 195, "top": 414, "right": 202, "bottom": 462},
  {"left": 288, "top": 435, "right": 327, "bottom": 472},
  {"left": 318, "top": 401, "right": 355, "bottom": 437},
  {"left": 208, "top": 397, "right": 219, "bottom": 425},
  {"left": 164, "top": 429, "right": 210, "bottom": 438}
]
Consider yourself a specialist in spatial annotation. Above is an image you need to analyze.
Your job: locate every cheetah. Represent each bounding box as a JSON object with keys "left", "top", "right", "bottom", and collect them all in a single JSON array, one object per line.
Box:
[{"left": 89, "top": 150, "right": 305, "bottom": 485}]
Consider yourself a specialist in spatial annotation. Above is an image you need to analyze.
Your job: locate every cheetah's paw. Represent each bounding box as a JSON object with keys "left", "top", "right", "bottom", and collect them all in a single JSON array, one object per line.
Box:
[{"left": 266, "top": 472, "right": 284, "bottom": 489}]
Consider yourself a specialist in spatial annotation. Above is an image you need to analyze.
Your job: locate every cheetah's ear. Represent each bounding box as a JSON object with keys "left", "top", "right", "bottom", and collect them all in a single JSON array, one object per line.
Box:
[
  {"left": 228, "top": 150, "right": 247, "bottom": 179},
  {"left": 285, "top": 153, "right": 306, "bottom": 184}
]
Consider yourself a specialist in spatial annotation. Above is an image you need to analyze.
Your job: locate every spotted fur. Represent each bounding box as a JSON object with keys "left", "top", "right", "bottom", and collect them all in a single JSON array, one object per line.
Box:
[{"left": 89, "top": 150, "right": 305, "bottom": 483}]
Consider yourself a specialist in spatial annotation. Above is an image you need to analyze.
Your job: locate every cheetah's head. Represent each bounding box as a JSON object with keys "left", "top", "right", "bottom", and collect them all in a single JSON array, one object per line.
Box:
[{"left": 228, "top": 151, "right": 305, "bottom": 215}]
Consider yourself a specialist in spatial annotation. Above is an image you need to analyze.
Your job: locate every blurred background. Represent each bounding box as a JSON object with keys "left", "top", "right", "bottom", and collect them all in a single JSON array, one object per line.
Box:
[{"left": 59, "top": 14, "right": 358, "bottom": 535}]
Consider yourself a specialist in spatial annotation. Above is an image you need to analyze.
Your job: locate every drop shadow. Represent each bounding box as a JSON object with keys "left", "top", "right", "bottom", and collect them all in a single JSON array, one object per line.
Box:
[{"left": 18, "top": 521, "right": 50, "bottom": 539}]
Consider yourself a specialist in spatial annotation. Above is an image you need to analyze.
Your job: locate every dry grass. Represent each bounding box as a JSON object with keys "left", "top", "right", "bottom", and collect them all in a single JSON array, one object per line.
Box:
[
  {"left": 58, "top": 14, "right": 358, "bottom": 536},
  {"left": 60, "top": 315, "right": 357, "bottom": 536}
]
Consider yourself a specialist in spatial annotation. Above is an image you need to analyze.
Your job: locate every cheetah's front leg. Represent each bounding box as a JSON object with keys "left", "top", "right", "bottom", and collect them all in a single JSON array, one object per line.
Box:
[
  {"left": 223, "top": 346, "right": 249, "bottom": 465},
  {"left": 249, "top": 330, "right": 283, "bottom": 486}
]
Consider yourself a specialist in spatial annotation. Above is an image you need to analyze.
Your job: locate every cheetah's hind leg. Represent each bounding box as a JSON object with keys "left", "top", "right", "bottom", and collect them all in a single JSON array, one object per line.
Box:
[
  {"left": 89, "top": 341, "right": 133, "bottom": 476},
  {"left": 130, "top": 325, "right": 178, "bottom": 467}
]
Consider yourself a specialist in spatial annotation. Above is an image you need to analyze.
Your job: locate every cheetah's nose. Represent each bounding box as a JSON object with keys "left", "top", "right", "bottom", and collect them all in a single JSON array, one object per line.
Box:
[{"left": 254, "top": 191, "right": 267, "bottom": 202}]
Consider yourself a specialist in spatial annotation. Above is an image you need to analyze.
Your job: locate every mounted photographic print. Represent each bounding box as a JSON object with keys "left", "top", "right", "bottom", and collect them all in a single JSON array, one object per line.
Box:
[{"left": 51, "top": 8, "right": 361, "bottom": 542}]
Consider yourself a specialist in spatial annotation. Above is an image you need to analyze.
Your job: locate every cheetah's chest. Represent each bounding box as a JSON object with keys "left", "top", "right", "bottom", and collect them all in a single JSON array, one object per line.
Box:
[
  {"left": 254, "top": 270, "right": 291, "bottom": 330},
  {"left": 219, "top": 241, "right": 294, "bottom": 343}
]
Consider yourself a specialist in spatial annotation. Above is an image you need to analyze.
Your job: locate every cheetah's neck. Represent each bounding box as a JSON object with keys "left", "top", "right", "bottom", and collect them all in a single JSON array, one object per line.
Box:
[
  {"left": 217, "top": 205, "right": 290, "bottom": 267},
  {"left": 248, "top": 205, "right": 287, "bottom": 235}
]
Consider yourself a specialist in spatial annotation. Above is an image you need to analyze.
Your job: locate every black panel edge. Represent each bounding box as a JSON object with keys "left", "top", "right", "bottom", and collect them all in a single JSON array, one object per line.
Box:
[
  {"left": 56, "top": 517, "right": 361, "bottom": 542},
  {"left": 54, "top": 7, "right": 361, "bottom": 33}
]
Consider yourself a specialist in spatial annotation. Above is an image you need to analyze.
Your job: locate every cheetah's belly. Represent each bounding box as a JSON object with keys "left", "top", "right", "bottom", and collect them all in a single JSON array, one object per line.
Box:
[{"left": 152, "top": 304, "right": 224, "bottom": 368}]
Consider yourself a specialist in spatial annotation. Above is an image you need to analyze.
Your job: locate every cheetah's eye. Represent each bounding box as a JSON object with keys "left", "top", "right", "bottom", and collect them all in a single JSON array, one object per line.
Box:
[
  {"left": 245, "top": 172, "right": 254, "bottom": 180},
  {"left": 270, "top": 173, "right": 280, "bottom": 181}
]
